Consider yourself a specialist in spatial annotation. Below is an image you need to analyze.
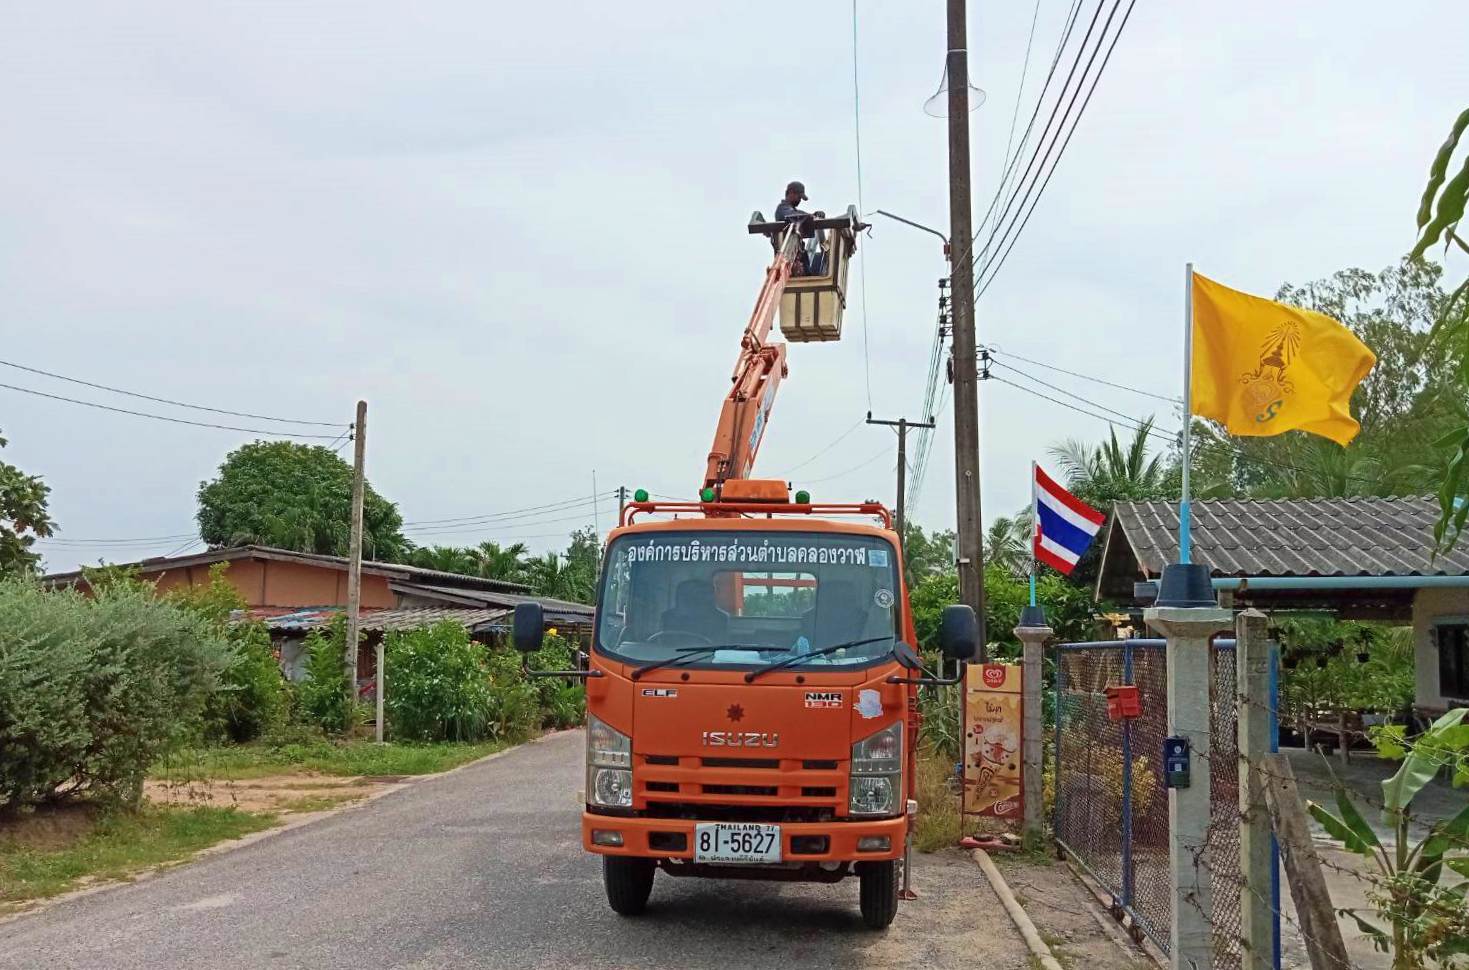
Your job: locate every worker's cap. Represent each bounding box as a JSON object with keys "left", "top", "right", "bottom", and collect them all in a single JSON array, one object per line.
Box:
[{"left": 786, "top": 180, "right": 808, "bottom": 200}]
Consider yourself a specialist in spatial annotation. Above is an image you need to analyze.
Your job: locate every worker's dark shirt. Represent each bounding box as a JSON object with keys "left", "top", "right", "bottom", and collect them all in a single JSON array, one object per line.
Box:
[{"left": 775, "top": 200, "right": 808, "bottom": 222}]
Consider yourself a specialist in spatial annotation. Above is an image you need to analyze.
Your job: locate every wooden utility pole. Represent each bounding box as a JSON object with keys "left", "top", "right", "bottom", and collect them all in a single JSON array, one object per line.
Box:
[
  {"left": 944, "top": 0, "right": 986, "bottom": 660},
  {"left": 865, "top": 413, "right": 934, "bottom": 546},
  {"left": 343, "top": 401, "right": 368, "bottom": 737},
  {"left": 1236, "top": 610, "right": 1276, "bottom": 970},
  {"left": 1262, "top": 753, "right": 1351, "bottom": 970}
]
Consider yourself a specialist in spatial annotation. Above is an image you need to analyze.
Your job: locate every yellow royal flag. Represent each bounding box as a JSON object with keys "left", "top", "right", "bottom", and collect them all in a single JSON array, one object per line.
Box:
[{"left": 1190, "top": 271, "right": 1376, "bottom": 445}]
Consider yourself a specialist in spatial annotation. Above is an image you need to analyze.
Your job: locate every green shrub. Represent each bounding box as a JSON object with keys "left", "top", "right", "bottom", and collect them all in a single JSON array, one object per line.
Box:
[
  {"left": 482, "top": 647, "right": 539, "bottom": 741},
  {"left": 0, "top": 578, "right": 231, "bottom": 811},
  {"left": 167, "top": 564, "right": 287, "bottom": 743},
  {"left": 527, "top": 635, "right": 585, "bottom": 729},
  {"left": 298, "top": 618, "right": 356, "bottom": 735},
  {"left": 383, "top": 621, "right": 495, "bottom": 742}
]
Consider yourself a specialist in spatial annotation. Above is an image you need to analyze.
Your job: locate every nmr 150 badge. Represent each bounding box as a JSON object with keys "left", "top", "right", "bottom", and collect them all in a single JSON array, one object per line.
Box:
[{"left": 963, "top": 663, "right": 1023, "bottom": 819}]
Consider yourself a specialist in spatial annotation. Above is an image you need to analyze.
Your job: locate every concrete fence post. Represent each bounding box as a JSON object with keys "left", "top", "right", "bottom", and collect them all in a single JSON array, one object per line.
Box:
[
  {"left": 1015, "top": 620, "right": 1053, "bottom": 842},
  {"left": 1236, "top": 609, "right": 1274, "bottom": 970},
  {"left": 1146, "top": 604, "right": 1233, "bottom": 970}
]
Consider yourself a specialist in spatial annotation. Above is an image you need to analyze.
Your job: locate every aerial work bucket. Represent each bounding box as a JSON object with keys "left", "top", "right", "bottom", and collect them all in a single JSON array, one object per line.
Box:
[{"left": 747, "top": 205, "right": 866, "bottom": 343}]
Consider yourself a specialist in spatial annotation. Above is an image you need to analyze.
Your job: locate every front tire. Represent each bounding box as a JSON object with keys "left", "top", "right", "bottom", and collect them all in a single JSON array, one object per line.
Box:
[
  {"left": 603, "top": 857, "right": 655, "bottom": 916},
  {"left": 857, "top": 859, "right": 899, "bottom": 929}
]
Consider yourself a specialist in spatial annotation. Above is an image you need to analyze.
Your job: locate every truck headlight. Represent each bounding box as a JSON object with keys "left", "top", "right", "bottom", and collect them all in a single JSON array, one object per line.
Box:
[
  {"left": 589, "top": 766, "right": 633, "bottom": 808},
  {"left": 586, "top": 715, "right": 633, "bottom": 808},
  {"left": 849, "top": 722, "right": 902, "bottom": 816}
]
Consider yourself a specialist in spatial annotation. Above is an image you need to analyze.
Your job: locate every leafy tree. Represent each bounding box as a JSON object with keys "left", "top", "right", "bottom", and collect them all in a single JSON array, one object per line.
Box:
[
  {"left": 901, "top": 522, "right": 955, "bottom": 580},
  {"left": 197, "top": 441, "right": 407, "bottom": 561},
  {"left": 0, "top": 430, "right": 55, "bottom": 576}
]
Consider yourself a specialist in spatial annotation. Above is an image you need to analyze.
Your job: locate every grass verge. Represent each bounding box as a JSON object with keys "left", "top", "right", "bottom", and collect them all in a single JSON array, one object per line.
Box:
[
  {"left": 154, "top": 738, "right": 515, "bottom": 782},
  {"left": 914, "top": 743, "right": 977, "bottom": 852},
  {"left": 0, "top": 805, "right": 274, "bottom": 908}
]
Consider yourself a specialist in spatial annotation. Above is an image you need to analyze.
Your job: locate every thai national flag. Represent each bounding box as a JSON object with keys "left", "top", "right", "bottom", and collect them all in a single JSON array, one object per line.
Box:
[{"left": 1033, "top": 464, "right": 1106, "bottom": 576}]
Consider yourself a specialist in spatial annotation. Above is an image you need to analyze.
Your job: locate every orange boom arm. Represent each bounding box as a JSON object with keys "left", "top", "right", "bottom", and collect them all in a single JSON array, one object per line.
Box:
[{"left": 703, "top": 227, "right": 801, "bottom": 490}]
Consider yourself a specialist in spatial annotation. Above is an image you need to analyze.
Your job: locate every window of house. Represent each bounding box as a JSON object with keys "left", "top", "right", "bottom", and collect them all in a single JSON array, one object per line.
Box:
[{"left": 1435, "top": 622, "right": 1469, "bottom": 701}]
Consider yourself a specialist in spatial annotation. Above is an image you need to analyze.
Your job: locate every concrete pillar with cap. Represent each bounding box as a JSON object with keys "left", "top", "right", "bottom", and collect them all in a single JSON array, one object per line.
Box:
[{"left": 1015, "top": 604, "right": 1051, "bottom": 841}]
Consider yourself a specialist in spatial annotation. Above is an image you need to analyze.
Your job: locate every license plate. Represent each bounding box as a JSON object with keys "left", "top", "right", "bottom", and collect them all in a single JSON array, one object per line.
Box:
[{"left": 693, "top": 823, "right": 781, "bottom": 864}]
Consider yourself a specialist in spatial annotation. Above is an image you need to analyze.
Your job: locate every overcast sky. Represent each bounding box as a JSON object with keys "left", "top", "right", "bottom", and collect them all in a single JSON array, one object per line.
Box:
[{"left": 5, "top": 2, "right": 1466, "bottom": 573}]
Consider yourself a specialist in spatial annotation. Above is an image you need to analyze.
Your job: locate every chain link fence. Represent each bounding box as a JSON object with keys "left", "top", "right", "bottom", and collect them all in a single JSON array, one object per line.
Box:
[{"left": 1054, "top": 638, "right": 1277, "bottom": 969}]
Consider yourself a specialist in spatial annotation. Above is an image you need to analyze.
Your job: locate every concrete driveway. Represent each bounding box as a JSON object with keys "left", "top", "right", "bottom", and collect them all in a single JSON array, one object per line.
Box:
[{"left": 0, "top": 731, "right": 1036, "bottom": 970}]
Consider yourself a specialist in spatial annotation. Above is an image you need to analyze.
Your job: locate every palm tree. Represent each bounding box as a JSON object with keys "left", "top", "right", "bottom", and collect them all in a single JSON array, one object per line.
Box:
[
  {"left": 474, "top": 541, "right": 529, "bottom": 583},
  {"left": 527, "top": 552, "right": 571, "bottom": 600},
  {"left": 1049, "top": 417, "right": 1175, "bottom": 506},
  {"left": 409, "top": 545, "right": 479, "bottom": 575},
  {"left": 985, "top": 513, "right": 1032, "bottom": 576}
]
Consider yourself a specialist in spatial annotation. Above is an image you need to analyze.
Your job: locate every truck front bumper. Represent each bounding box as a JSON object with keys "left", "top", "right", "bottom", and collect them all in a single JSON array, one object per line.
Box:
[{"left": 582, "top": 812, "right": 907, "bottom": 862}]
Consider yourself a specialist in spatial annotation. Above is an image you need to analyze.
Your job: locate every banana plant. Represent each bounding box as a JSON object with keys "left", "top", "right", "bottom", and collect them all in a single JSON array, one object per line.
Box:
[
  {"left": 1411, "top": 107, "right": 1469, "bottom": 552},
  {"left": 1307, "top": 707, "right": 1469, "bottom": 968}
]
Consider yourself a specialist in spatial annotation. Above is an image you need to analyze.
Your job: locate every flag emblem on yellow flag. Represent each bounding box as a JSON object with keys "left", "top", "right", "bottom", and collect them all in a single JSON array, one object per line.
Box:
[{"left": 1190, "top": 272, "right": 1376, "bottom": 445}]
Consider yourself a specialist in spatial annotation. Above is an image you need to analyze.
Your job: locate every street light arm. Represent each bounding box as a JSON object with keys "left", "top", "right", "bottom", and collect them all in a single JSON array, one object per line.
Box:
[{"left": 873, "top": 210, "right": 949, "bottom": 247}]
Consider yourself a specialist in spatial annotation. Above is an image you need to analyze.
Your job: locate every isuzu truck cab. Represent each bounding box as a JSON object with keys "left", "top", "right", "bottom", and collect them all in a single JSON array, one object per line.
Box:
[{"left": 510, "top": 206, "right": 975, "bottom": 928}]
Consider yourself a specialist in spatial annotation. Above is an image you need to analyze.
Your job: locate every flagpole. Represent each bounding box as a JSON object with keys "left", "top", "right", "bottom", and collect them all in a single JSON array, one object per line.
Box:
[
  {"left": 1029, "top": 460, "right": 1038, "bottom": 608},
  {"left": 1180, "top": 262, "right": 1194, "bottom": 565}
]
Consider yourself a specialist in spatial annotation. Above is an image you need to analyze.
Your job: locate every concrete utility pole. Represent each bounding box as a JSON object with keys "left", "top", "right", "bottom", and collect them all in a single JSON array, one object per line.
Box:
[
  {"left": 865, "top": 413, "right": 934, "bottom": 547},
  {"left": 944, "top": 0, "right": 986, "bottom": 660},
  {"left": 616, "top": 485, "right": 628, "bottom": 522},
  {"left": 343, "top": 400, "right": 368, "bottom": 735}
]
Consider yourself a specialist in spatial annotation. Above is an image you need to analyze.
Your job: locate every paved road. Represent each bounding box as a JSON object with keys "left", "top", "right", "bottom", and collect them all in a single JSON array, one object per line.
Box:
[{"left": 0, "top": 731, "right": 1030, "bottom": 970}]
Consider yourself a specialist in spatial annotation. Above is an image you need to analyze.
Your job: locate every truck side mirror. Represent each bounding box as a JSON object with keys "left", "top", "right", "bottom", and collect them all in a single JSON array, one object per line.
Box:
[
  {"left": 939, "top": 604, "right": 978, "bottom": 661},
  {"left": 513, "top": 602, "right": 544, "bottom": 654}
]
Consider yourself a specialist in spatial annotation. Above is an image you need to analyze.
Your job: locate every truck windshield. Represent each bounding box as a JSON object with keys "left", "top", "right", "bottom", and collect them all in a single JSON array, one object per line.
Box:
[{"left": 595, "top": 530, "right": 901, "bottom": 672}]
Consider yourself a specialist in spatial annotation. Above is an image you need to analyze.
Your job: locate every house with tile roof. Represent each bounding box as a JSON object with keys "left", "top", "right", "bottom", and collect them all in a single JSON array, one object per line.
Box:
[{"left": 1095, "top": 497, "right": 1468, "bottom": 715}]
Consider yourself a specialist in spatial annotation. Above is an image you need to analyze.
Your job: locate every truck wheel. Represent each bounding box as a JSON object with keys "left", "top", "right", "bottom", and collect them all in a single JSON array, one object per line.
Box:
[
  {"left": 603, "top": 857, "right": 655, "bottom": 916},
  {"left": 857, "top": 859, "right": 899, "bottom": 929}
]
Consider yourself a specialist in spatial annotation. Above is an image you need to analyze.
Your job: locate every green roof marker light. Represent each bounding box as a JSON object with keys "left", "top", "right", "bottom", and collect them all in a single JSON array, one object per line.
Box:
[
  {"left": 700, "top": 487, "right": 717, "bottom": 502},
  {"left": 633, "top": 488, "right": 649, "bottom": 503},
  {"left": 794, "top": 490, "right": 811, "bottom": 504}
]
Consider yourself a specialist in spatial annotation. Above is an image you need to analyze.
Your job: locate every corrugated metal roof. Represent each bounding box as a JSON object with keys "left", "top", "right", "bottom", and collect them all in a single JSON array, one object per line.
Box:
[
  {"left": 1108, "top": 496, "right": 1469, "bottom": 578},
  {"left": 43, "top": 544, "right": 532, "bottom": 594},
  {"left": 390, "top": 580, "right": 595, "bottom": 619},
  {"left": 247, "top": 606, "right": 510, "bottom": 633}
]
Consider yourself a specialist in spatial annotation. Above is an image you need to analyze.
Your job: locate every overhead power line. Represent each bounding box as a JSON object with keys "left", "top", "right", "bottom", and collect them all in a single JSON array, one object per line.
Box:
[
  {"left": 989, "top": 358, "right": 1164, "bottom": 426},
  {"left": 0, "top": 381, "right": 347, "bottom": 439},
  {"left": 951, "top": 0, "right": 1087, "bottom": 274},
  {"left": 778, "top": 418, "right": 866, "bottom": 477},
  {"left": 985, "top": 345, "right": 1181, "bottom": 403},
  {"left": 402, "top": 493, "right": 618, "bottom": 528},
  {"left": 0, "top": 358, "right": 340, "bottom": 426},
  {"left": 404, "top": 508, "right": 610, "bottom": 540},
  {"left": 984, "top": 368, "right": 1383, "bottom": 487},
  {"left": 973, "top": 0, "right": 1139, "bottom": 299}
]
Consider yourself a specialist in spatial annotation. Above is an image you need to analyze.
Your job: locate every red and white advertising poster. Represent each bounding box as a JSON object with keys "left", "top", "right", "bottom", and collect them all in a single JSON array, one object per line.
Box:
[{"left": 962, "top": 663, "right": 1023, "bottom": 820}]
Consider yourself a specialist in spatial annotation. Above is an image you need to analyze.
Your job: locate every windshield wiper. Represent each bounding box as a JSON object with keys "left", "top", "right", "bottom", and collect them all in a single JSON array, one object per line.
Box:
[
  {"left": 630, "top": 644, "right": 786, "bottom": 680},
  {"left": 743, "top": 636, "right": 896, "bottom": 683}
]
